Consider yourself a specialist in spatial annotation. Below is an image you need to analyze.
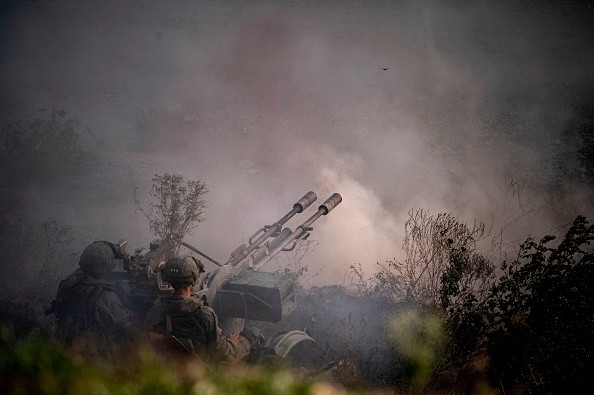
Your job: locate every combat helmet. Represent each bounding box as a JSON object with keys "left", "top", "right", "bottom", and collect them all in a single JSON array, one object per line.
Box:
[
  {"left": 162, "top": 255, "right": 204, "bottom": 288},
  {"left": 79, "top": 241, "right": 118, "bottom": 276}
]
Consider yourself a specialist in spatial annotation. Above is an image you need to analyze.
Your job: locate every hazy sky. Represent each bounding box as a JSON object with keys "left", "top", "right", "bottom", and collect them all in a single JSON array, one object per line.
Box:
[{"left": 1, "top": 0, "right": 593, "bottom": 285}]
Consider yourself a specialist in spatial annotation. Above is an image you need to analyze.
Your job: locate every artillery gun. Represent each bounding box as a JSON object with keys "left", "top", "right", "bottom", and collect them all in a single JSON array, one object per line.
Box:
[{"left": 117, "top": 191, "right": 342, "bottom": 371}]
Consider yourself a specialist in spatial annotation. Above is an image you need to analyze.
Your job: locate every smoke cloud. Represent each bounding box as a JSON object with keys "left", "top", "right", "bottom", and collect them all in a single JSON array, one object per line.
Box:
[{"left": 1, "top": 0, "right": 593, "bottom": 286}]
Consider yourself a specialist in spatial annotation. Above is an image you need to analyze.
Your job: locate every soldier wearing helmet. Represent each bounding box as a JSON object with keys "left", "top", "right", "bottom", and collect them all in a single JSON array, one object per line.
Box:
[
  {"left": 50, "top": 241, "right": 134, "bottom": 344},
  {"left": 144, "top": 255, "right": 251, "bottom": 363}
]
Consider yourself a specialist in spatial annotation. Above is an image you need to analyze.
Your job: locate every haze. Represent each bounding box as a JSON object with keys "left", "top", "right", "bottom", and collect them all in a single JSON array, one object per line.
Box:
[{"left": 1, "top": 0, "right": 593, "bottom": 285}]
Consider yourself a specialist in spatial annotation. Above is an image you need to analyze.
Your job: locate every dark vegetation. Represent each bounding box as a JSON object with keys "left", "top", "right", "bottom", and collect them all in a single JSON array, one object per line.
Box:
[
  {"left": 274, "top": 211, "right": 593, "bottom": 394},
  {"left": 0, "top": 110, "right": 95, "bottom": 301},
  {"left": 1, "top": 111, "right": 593, "bottom": 394}
]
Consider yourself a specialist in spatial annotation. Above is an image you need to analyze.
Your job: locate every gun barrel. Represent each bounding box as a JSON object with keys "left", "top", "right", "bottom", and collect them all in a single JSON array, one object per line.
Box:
[
  {"left": 252, "top": 193, "right": 342, "bottom": 271},
  {"left": 182, "top": 242, "right": 223, "bottom": 267},
  {"left": 228, "top": 191, "right": 317, "bottom": 266},
  {"left": 318, "top": 193, "right": 342, "bottom": 215},
  {"left": 293, "top": 191, "right": 318, "bottom": 213}
]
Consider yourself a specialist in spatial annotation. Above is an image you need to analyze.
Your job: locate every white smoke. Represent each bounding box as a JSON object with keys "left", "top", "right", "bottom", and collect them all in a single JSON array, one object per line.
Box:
[{"left": 1, "top": 0, "right": 593, "bottom": 287}]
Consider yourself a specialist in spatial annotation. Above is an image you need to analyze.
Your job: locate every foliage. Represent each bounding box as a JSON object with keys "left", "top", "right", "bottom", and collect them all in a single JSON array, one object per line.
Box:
[
  {"left": 0, "top": 109, "right": 94, "bottom": 188},
  {"left": 334, "top": 208, "right": 493, "bottom": 392},
  {"left": 440, "top": 244, "right": 494, "bottom": 311},
  {"left": 319, "top": 313, "right": 383, "bottom": 389},
  {"left": 134, "top": 174, "right": 208, "bottom": 260},
  {"left": 432, "top": 215, "right": 594, "bottom": 393},
  {"left": 484, "top": 215, "right": 594, "bottom": 394},
  {"left": 355, "top": 210, "right": 593, "bottom": 393},
  {"left": 365, "top": 209, "right": 487, "bottom": 310},
  {"left": 0, "top": 216, "right": 76, "bottom": 302},
  {"left": 386, "top": 310, "right": 446, "bottom": 392},
  {"left": 1, "top": 169, "right": 591, "bottom": 395},
  {"left": 438, "top": 238, "right": 495, "bottom": 372},
  {"left": 0, "top": 325, "right": 373, "bottom": 395}
]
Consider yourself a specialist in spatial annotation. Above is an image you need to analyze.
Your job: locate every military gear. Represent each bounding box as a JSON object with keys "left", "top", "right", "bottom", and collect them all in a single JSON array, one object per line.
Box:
[
  {"left": 144, "top": 294, "right": 250, "bottom": 363},
  {"left": 161, "top": 255, "right": 204, "bottom": 288},
  {"left": 52, "top": 269, "right": 133, "bottom": 342},
  {"left": 240, "top": 326, "right": 266, "bottom": 348},
  {"left": 79, "top": 241, "right": 117, "bottom": 275}
]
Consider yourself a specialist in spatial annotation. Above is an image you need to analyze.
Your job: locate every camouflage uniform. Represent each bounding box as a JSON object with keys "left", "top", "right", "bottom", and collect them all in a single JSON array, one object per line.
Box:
[
  {"left": 144, "top": 255, "right": 250, "bottom": 363},
  {"left": 56, "top": 269, "right": 133, "bottom": 338},
  {"left": 52, "top": 242, "right": 133, "bottom": 343},
  {"left": 144, "top": 295, "right": 249, "bottom": 363}
]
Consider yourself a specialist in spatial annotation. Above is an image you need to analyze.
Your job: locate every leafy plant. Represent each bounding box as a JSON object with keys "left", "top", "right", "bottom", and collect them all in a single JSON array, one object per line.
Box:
[
  {"left": 386, "top": 310, "right": 446, "bottom": 392},
  {"left": 485, "top": 215, "right": 594, "bottom": 394},
  {"left": 436, "top": 215, "right": 594, "bottom": 393},
  {"left": 0, "top": 325, "right": 373, "bottom": 395},
  {"left": 134, "top": 173, "right": 208, "bottom": 260},
  {"left": 371, "top": 209, "right": 486, "bottom": 310},
  {"left": 319, "top": 312, "right": 384, "bottom": 389}
]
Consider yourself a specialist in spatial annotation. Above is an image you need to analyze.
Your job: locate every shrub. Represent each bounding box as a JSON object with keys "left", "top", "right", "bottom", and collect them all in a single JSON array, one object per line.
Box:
[
  {"left": 386, "top": 310, "right": 446, "bottom": 392},
  {"left": 437, "top": 215, "right": 594, "bottom": 393},
  {"left": 134, "top": 173, "right": 208, "bottom": 260},
  {"left": 374, "top": 209, "right": 487, "bottom": 310},
  {"left": 485, "top": 215, "right": 594, "bottom": 394},
  {"left": 0, "top": 325, "right": 372, "bottom": 395}
]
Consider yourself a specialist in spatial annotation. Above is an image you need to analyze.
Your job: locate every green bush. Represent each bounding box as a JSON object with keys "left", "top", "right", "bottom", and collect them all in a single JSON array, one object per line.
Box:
[
  {"left": 0, "top": 325, "right": 374, "bottom": 395},
  {"left": 437, "top": 215, "right": 594, "bottom": 394},
  {"left": 386, "top": 310, "right": 445, "bottom": 391},
  {"left": 485, "top": 215, "right": 594, "bottom": 394}
]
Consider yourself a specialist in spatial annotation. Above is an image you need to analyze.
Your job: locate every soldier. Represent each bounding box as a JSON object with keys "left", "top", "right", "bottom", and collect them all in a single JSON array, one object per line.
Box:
[
  {"left": 144, "top": 255, "right": 251, "bottom": 364},
  {"left": 49, "top": 241, "right": 134, "bottom": 345}
]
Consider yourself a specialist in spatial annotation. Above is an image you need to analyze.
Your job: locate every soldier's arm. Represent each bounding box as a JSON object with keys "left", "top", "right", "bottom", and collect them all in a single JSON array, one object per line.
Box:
[
  {"left": 143, "top": 303, "right": 165, "bottom": 333},
  {"left": 95, "top": 289, "right": 134, "bottom": 339},
  {"left": 202, "top": 306, "right": 250, "bottom": 363}
]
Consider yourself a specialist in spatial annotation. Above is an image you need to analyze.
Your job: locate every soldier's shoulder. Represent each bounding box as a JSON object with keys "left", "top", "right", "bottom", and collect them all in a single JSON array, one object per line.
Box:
[
  {"left": 58, "top": 269, "right": 84, "bottom": 286},
  {"left": 199, "top": 305, "right": 218, "bottom": 324},
  {"left": 96, "top": 286, "right": 123, "bottom": 301},
  {"left": 200, "top": 304, "right": 216, "bottom": 315},
  {"left": 179, "top": 295, "right": 206, "bottom": 311},
  {"left": 144, "top": 302, "right": 165, "bottom": 327}
]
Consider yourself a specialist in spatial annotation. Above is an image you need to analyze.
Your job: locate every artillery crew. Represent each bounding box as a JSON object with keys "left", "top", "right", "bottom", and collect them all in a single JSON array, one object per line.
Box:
[
  {"left": 43, "top": 191, "right": 342, "bottom": 371},
  {"left": 143, "top": 255, "right": 251, "bottom": 364},
  {"left": 48, "top": 244, "right": 250, "bottom": 363}
]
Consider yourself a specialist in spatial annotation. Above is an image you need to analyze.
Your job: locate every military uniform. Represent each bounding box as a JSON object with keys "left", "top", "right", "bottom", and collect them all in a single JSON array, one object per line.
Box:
[
  {"left": 50, "top": 241, "right": 133, "bottom": 343},
  {"left": 144, "top": 294, "right": 249, "bottom": 363},
  {"left": 56, "top": 268, "right": 133, "bottom": 339},
  {"left": 144, "top": 255, "right": 250, "bottom": 363}
]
